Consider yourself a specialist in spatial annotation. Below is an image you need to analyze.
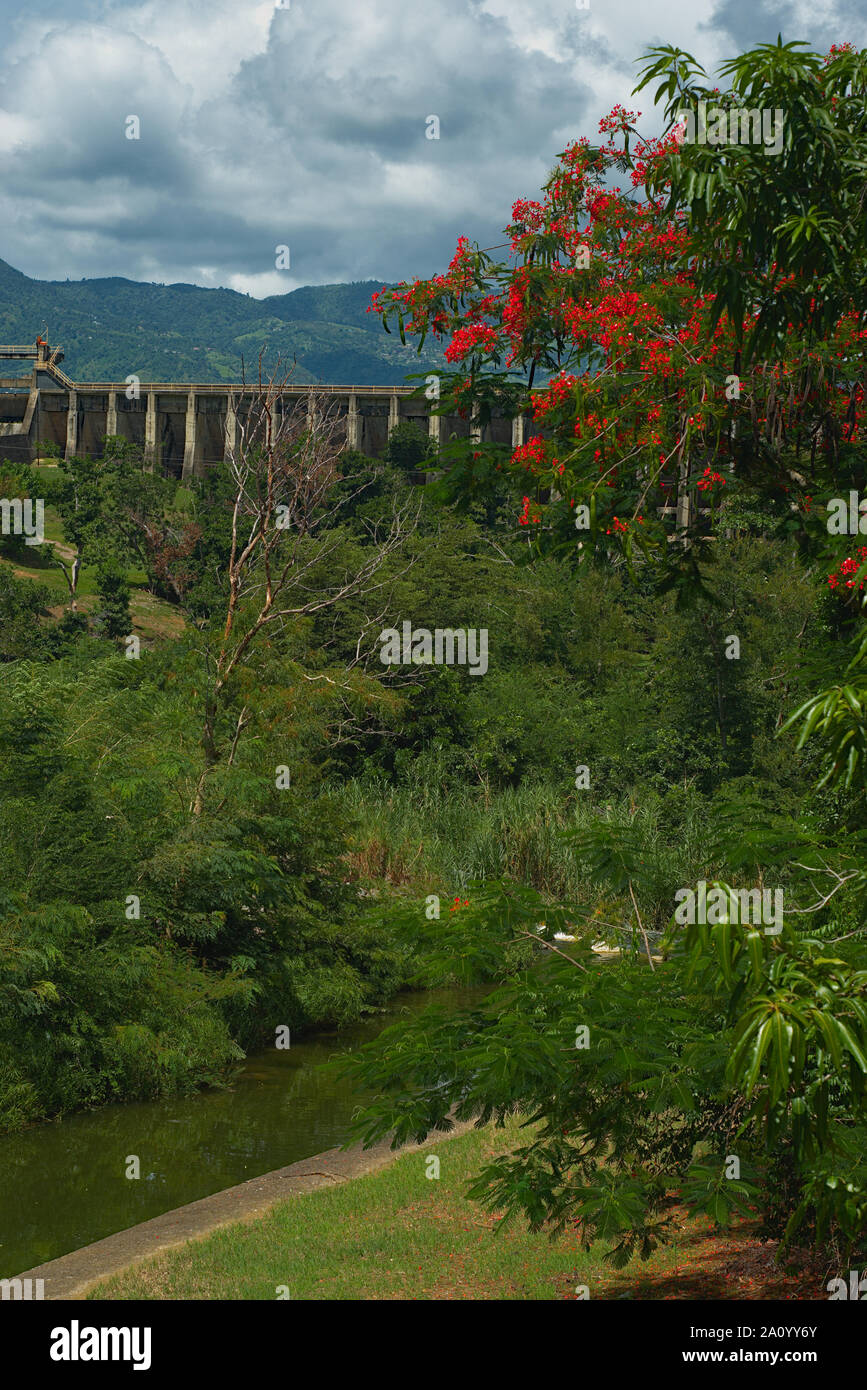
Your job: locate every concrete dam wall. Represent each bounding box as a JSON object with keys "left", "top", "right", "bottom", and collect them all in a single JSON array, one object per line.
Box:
[{"left": 0, "top": 343, "right": 526, "bottom": 477}]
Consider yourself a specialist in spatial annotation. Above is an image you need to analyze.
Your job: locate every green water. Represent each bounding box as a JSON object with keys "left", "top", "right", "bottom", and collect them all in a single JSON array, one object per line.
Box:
[{"left": 0, "top": 986, "right": 481, "bottom": 1276}]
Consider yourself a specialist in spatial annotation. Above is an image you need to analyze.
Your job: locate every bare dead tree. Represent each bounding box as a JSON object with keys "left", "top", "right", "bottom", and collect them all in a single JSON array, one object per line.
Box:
[{"left": 191, "top": 354, "right": 418, "bottom": 814}]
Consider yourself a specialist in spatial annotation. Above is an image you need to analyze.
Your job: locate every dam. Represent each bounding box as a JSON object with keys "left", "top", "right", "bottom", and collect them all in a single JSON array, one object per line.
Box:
[{"left": 0, "top": 341, "right": 526, "bottom": 477}]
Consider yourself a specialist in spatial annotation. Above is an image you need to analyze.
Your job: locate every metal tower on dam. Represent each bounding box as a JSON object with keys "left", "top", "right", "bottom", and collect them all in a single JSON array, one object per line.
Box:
[{"left": 0, "top": 342, "right": 527, "bottom": 475}]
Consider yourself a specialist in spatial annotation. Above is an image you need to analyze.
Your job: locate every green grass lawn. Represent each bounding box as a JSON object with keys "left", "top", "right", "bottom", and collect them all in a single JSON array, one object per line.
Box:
[
  {"left": 87, "top": 1119, "right": 818, "bottom": 1302},
  {"left": 87, "top": 1121, "right": 606, "bottom": 1300}
]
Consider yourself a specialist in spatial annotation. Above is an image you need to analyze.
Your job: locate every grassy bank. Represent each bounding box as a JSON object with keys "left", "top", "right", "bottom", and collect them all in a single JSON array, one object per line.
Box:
[{"left": 88, "top": 1120, "right": 823, "bottom": 1301}]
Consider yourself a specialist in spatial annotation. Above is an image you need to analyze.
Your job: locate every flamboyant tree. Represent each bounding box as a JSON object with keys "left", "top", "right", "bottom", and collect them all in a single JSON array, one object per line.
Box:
[
  {"left": 371, "top": 44, "right": 867, "bottom": 605},
  {"left": 348, "top": 41, "right": 867, "bottom": 1267}
]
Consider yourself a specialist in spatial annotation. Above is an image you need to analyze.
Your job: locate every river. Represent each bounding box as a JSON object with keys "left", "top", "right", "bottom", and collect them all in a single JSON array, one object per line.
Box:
[{"left": 0, "top": 984, "right": 482, "bottom": 1276}]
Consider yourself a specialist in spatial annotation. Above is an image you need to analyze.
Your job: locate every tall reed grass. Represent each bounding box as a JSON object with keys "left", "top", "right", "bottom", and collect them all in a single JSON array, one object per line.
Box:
[{"left": 334, "top": 776, "right": 717, "bottom": 919}]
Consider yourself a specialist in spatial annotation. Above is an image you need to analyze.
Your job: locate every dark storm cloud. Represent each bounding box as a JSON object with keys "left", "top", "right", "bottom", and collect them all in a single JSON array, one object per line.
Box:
[
  {"left": 0, "top": 0, "right": 864, "bottom": 294},
  {"left": 704, "top": 0, "right": 866, "bottom": 52},
  {"left": 0, "top": 0, "right": 599, "bottom": 290}
]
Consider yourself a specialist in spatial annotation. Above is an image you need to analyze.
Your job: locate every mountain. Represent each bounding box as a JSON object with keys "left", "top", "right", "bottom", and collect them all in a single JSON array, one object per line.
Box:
[{"left": 0, "top": 259, "right": 446, "bottom": 386}]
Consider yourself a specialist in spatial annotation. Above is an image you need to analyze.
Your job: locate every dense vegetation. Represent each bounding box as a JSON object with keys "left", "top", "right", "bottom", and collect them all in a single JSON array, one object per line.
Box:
[
  {"left": 1, "top": 37, "right": 866, "bottom": 1280},
  {"left": 346, "top": 38, "right": 867, "bottom": 1271},
  {"left": 0, "top": 418, "right": 824, "bottom": 1126}
]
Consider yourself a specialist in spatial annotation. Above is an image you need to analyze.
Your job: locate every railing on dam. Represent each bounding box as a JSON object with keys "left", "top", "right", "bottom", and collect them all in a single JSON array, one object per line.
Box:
[
  {"left": 0, "top": 346, "right": 420, "bottom": 396},
  {"left": 54, "top": 381, "right": 417, "bottom": 395}
]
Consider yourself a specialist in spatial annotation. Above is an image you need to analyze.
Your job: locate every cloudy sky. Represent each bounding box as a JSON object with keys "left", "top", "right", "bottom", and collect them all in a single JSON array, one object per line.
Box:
[{"left": 0, "top": 0, "right": 863, "bottom": 296}]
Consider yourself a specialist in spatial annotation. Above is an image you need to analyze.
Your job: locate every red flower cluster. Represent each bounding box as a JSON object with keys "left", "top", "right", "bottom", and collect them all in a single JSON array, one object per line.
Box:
[
  {"left": 518, "top": 496, "right": 542, "bottom": 526},
  {"left": 697, "top": 467, "right": 726, "bottom": 493},
  {"left": 597, "top": 104, "right": 640, "bottom": 134},
  {"left": 445, "top": 322, "right": 499, "bottom": 362},
  {"left": 532, "top": 375, "right": 579, "bottom": 420},
  {"left": 512, "top": 435, "right": 558, "bottom": 473},
  {"left": 828, "top": 547, "right": 867, "bottom": 592}
]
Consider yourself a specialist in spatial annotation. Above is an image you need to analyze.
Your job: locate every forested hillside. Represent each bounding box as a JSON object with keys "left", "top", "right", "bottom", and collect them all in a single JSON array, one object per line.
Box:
[{"left": 0, "top": 258, "right": 444, "bottom": 384}]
